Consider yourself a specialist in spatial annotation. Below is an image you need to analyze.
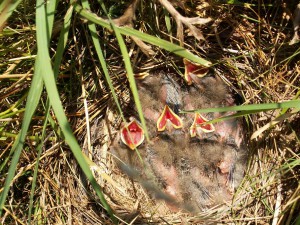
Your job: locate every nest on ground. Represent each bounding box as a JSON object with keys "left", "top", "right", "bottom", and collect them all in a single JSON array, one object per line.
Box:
[
  {"left": 71, "top": 1, "right": 300, "bottom": 224},
  {"left": 1, "top": 1, "right": 299, "bottom": 224}
]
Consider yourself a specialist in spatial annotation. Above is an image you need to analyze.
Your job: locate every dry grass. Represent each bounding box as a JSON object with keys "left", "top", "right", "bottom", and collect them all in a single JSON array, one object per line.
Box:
[{"left": 1, "top": 0, "right": 300, "bottom": 224}]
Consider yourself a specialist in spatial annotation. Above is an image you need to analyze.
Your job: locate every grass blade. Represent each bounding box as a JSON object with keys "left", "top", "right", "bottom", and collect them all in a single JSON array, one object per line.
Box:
[
  {"left": 0, "top": 0, "right": 58, "bottom": 216},
  {"left": 0, "top": 0, "right": 23, "bottom": 30},
  {"left": 28, "top": 2, "right": 69, "bottom": 223},
  {"left": 181, "top": 99, "right": 300, "bottom": 114},
  {"left": 35, "top": 0, "right": 115, "bottom": 221},
  {"left": 72, "top": 2, "right": 211, "bottom": 67},
  {"left": 80, "top": 0, "right": 127, "bottom": 127},
  {"left": 27, "top": 112, "right": 49, "bottom": 224},
  {"left": 53, "top": 5, "right": 74, "bottom": 78},
  {"left": 97, "top": 0, "right": 150, "bottom": 141},
  {"left": 0, "top": 67, "right": 43, "bottom": 215}
]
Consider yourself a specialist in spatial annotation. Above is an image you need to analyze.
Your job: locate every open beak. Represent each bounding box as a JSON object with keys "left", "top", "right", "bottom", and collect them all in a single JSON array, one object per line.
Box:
[
  {"left": 183, "top": 58, "right": 209, "bottom": 85},
  {"left": 190, "top": 113, "right": 215, "bottom": 137},
  {"left": 120, "top": 119, "right": 145, "bottom": 150},
  {"left": 157, "top": 105, "right": 183, "bottom": 132}
]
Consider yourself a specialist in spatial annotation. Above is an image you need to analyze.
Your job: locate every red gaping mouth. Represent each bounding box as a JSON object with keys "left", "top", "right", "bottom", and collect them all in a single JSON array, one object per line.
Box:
[
  {"left": 190, "top": 113, "right": 215, "bottom": 137},
  {"left": 120, "top": 119, "right": 145, "bottom": 150},
  {"left": 157, "top": 105, "right": 183, "bottom": 132},
  {"left": 183, "top": 58, "right": 209, "bottom": 85}
]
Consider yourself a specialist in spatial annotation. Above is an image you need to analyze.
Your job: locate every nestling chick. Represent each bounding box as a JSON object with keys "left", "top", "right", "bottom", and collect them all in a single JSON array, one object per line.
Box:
[
  {"left": 111, "top": 66, "right": 248, "bottom": 213},
  {"left": 110, "top": 118, "right": 146, "bottom": 172}
]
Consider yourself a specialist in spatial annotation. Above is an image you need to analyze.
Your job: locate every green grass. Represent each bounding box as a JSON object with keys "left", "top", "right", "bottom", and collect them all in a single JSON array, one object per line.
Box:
[{"left": 0, "top": 0, "right": 299, "bottom": 224}]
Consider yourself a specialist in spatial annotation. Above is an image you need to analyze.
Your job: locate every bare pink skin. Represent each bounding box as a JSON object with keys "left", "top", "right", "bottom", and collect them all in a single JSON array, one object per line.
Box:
[
  {"left": 214, "top": 116, "right": 243, "bottom": 148},
  {"left": 219, "top": 160, "right": 232, "bottom": 174},
  {"left": 152, "top": 159, "right": 182, "bottom": 200},
  {"left": 112, "top": 71, "right": 247, "bottom": 213},
  {"left": 144, "top": 108, "right": 160, "bottom": 123},
  {"left": 184, "top": 89, "right": 243, "bottom": 148}
]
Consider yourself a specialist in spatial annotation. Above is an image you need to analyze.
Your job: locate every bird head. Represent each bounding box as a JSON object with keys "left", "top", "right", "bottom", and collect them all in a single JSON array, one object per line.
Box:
[
  {"left": 120, "top": 119, "right": 145, "bottom": 150},
  {"left": 190, "top": 113, "right": 215, "bottom": 138},
  {"left": 183, "top": 58, "right": 209, "bottom": 85},
  {"left": 156, "top": 105, "right": 183, "bottom": 132}
]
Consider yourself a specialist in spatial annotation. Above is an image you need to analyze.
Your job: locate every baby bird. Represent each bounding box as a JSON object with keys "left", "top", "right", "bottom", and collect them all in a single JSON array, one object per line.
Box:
[
  {"left": 111, "top": 65, "right": 248, "bottom": 213},
  {"left": 111, "top": 118, "right": 146, "bottom": 173}
]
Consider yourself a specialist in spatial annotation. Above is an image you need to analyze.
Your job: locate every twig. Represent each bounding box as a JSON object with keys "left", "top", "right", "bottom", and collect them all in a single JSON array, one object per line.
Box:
[
  {"left": 158, "top": 0, "right": 212, "bottom": 44},
  {"left": 112, "top": 0, "right": 155, "bottom": 56},
  {"left": 272, "top": 174, "right": 282, "bottom": 225}
]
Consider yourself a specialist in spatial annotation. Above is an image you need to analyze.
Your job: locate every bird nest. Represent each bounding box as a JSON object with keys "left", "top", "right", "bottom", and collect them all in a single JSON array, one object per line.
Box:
[
  {"left": 71, "top": 1, "right": 300, "bottom": 224},
  {"left": 78, "top": 65, "right": 299, "bottom": 224},
  {"left": 2, "top": 0, "right": 299, "bottom": 224},
  {"left": 80, "top": 67, "right": 248, "bottom": 224}
]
